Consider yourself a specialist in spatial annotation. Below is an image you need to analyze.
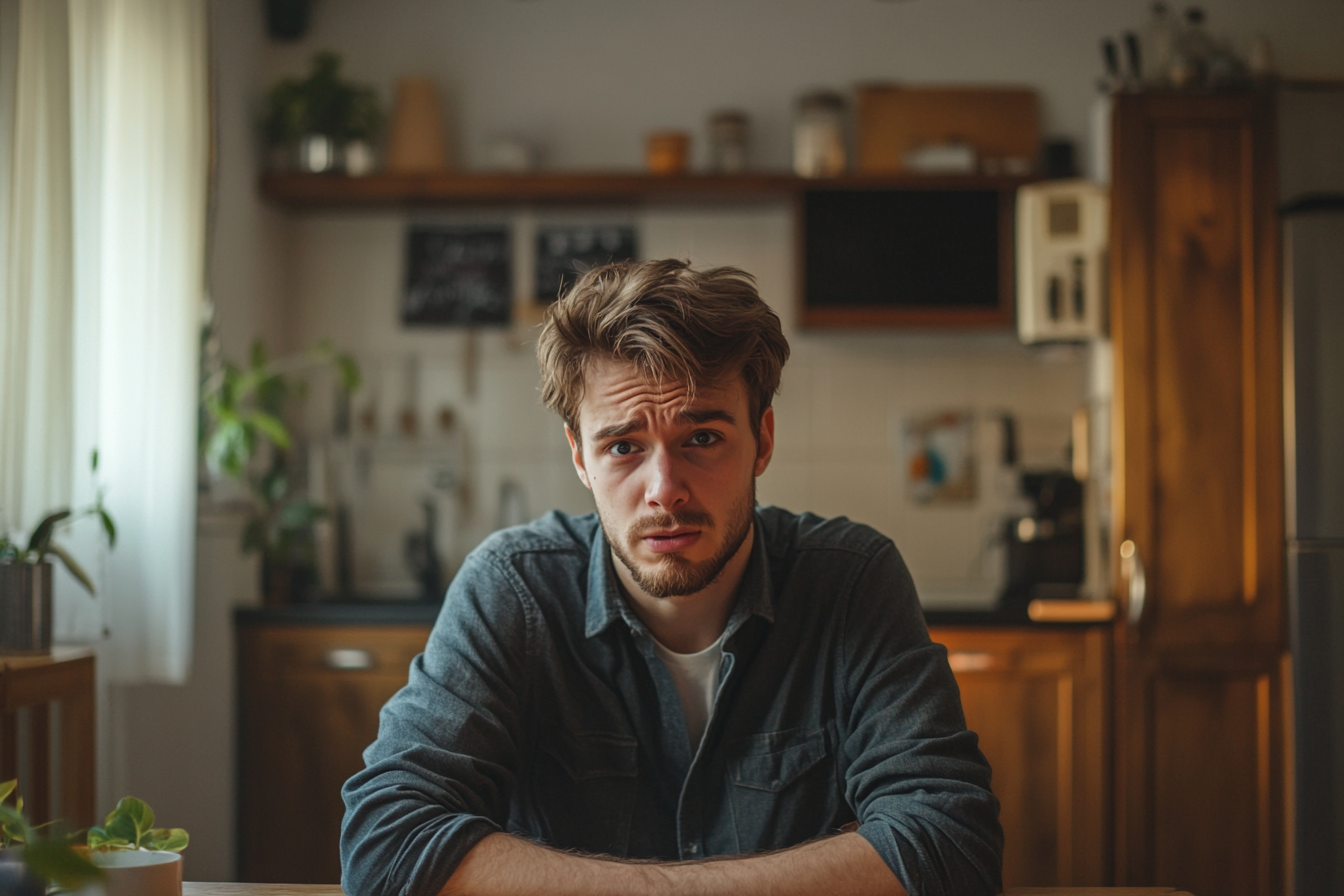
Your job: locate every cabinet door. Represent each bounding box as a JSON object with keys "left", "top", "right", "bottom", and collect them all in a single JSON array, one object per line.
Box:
[
  {"left": 1110, "top": 92, "right": 1286, "bottom": 895},
  {"left": 931, "top": 627, "right": 1110, "bottom": 889},
  {"left": 237, "top": 624, "right": 430, "bottom": 884}
]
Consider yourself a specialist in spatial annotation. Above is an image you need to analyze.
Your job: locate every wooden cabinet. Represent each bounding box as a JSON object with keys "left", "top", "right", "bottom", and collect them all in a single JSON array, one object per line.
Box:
[
  {"left": 1109, "top": 92, "right": 1287, "bottom": 896},
  {"left": 931, "top": 626, "right": 1110, "bottom": 890},
  {"left": 236, "top": 621, "right": 431, "bottom": 884}
]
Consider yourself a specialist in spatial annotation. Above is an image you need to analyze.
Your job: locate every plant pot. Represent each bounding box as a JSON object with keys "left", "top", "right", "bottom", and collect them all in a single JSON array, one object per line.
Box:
[
  {"left": 0, "top": 562, "right": 52, "bottom": 654},
  {"left": 0, "top": 849, "right": 45, "bottom": 896},
  {"left": 77, "top": 850, "right": 182, "bottom": 896}
]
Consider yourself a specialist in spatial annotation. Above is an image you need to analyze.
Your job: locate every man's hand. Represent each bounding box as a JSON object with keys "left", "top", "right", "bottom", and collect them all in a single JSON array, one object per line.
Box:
[{"left": 439, "top": 830, "right": 909, "bottom": 896}]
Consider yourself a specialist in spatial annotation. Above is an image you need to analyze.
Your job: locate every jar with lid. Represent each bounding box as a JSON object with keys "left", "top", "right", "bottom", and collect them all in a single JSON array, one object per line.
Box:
[
  {"left": 793, "top": 90, "right": 847, "bottom": 178},
  {"left": 708, "top": 109, "right": 750, "bottom": 174}
]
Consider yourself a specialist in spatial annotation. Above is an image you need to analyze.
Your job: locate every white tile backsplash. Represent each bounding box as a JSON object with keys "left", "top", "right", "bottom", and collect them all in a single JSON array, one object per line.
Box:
[{"left": 286, "top": 204, "right": 1086, "bottom": 604}]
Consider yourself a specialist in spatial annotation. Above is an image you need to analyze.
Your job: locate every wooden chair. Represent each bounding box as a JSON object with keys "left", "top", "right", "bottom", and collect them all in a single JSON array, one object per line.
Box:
[{"left": 0, "top": 647, "right": 95, "bottom": 826}]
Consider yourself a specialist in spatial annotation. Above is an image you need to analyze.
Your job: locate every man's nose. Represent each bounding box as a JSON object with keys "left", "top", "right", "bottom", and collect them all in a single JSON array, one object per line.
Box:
[{"left": 644, "top": 447, "right": 689, "bottom": 511}]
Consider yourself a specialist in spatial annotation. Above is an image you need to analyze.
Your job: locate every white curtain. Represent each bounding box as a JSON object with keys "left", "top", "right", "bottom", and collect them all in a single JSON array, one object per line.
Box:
[{"left": 0, "top": 0, "right": 208, "bottom": 683}]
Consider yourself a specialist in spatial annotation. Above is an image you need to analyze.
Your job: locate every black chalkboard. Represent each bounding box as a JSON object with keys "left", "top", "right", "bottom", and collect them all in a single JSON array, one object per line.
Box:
[
  {"left": 402, "top": 226, "right": 512, "bottom": 325},
  {"left": 535, "top": 225, "right": 638, "bottom": 303}
]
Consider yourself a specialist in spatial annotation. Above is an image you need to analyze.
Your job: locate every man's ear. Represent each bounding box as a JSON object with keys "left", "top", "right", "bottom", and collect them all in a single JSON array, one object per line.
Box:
[
  {"left": 566, "top": 425, "right": 592, "bottom": 491},
  {"left": 753, "top": 406, "right": 775, "bottom": 478}
]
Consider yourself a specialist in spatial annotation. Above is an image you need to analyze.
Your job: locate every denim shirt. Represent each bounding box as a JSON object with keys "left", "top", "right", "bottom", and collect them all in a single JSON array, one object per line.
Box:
[{"left": 341, "top": 507, "right": 1003, "bottom": 896}]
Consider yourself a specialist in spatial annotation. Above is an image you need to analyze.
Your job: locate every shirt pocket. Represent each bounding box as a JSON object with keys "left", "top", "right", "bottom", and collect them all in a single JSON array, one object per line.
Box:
[
  {"left": 531, "top": 728, "right": 639, "bottom": 855},
  {"left": 724, "top": 727, "right": 838, "bottom": 853}
]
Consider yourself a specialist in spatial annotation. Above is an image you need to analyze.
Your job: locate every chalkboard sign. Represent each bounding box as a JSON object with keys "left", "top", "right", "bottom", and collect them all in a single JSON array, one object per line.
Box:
[
  {"left": 535, "top": 225, "right": 638, "bottom": 303},
  {"left": 403, "top": 226, "right": 512, "bottom": 325}
]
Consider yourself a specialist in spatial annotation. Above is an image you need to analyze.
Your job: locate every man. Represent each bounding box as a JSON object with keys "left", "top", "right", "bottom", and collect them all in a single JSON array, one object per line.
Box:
[{"left": 341, "top": 260, "right": 1002, "bottom": 896}]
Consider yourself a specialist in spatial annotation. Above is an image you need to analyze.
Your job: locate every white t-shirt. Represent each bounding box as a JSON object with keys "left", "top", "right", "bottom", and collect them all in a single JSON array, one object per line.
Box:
[{"left": 651, "top": 635, "right": 724, "bottom": 750}]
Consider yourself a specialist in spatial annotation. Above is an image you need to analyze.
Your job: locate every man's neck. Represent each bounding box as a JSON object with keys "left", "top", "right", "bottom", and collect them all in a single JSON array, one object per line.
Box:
[{"left": 614, "top": 523, "right": 754, "bottom": 654}]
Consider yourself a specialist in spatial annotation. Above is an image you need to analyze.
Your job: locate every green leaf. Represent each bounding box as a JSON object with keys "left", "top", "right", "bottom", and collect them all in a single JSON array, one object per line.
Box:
[
  {"left": 85, "top": 827, "right": 131, "bottom": 851},
  {"left": 249, "top": 339, "right": 268, "bottom": 370},
  {"left": 21, "top": 840, "right": 104, "bottom": 889},
  {"left": 0, "top": 802, "right": 31, "bottom": 844},
  {"left": 47, "top": 544, "right": 96, "bottom": 595},
  {"left": 145, "top": 827, "right": 189, "bottom": 852},
  {"left": 103, "top": 796, "right": 154, "bottom": 846},
  {"left": 90, "top": 448, "right": 99, "bottom": 472},
  {"left": 26, "top": 510, "right": 71, "bottom": 556},
  {"left": 0, "top": 779, "right": 16, "bottom": 804},
  {"left": 336, "top": 355, "right": 362, "bottom": 392},
  {"left": 277, "top": 500, "right": 327, "bottom": 531},
  {"left": 99, "top": 508, "right": 118, "bottom": 548},
  {"left": 247, "top": 411, "right": 292, "bottom": 450}
]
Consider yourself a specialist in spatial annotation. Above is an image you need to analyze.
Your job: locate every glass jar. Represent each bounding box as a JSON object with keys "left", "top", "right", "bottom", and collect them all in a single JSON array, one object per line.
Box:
[
  {"left": 708, "top": 109, "right": 749, "bottom": 174},
  {"left": 793, "top": 90, "right": 847, "bottom": 178}
]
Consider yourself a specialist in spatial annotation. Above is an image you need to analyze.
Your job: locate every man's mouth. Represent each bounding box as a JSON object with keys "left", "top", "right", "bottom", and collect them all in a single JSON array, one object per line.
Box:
[{"left": 640, "top": 529, "right": 702, "bottom": 554}]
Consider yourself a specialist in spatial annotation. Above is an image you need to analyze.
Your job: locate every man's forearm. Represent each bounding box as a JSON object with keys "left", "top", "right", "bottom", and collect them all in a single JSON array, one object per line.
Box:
[{"left": 440, "top": 830, "right": 908, "bottom": 896}]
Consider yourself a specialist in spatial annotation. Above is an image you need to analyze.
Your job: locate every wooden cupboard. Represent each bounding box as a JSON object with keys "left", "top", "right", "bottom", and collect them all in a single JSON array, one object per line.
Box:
[
  {"left": 1109, "top": 92, "right": 1288, "bottom": 896},
  {"left": 931, "top": 625, "right": 1111, "bottom": 890},
  {"left": 236, "top": 621, "right": 431, "bottom": 884}
]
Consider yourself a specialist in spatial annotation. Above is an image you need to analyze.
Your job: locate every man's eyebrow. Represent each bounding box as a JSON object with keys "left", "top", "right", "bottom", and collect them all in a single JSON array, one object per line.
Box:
[
  {"left": 590, "top": 408, "right": 736, "bottom": 441},
  {"left": 593, "top": 419, "right": 644, "bottom": 440},
  {"left": 681, "top": 408, "right": 736, "bottom": 426}
]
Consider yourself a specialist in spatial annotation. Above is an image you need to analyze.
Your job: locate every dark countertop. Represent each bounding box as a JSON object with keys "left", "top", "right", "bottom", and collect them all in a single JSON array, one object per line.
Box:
[{"left": 234, "top": 600, "right": 1100, "bottom": 628}]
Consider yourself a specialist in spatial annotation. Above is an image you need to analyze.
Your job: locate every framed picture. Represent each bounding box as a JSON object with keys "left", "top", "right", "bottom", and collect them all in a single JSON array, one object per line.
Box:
[
  {"left": 535, "top": 224, "right": 638, "bottom": 303},
  {"left": 403, "top": 226, "right": 512, "bottom": 325},
  {"left": 902, "top": 410, "right": 977, "bottom": 504}
]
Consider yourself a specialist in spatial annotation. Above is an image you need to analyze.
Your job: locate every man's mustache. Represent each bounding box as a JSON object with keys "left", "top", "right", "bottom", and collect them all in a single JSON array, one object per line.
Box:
[{"left": 629, "top": 510, "right": 715, "bottom": 538}]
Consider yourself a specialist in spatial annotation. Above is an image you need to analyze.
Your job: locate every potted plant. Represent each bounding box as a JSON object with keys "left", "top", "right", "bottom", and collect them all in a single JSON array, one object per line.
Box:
[
  {"left": 200, "top": 338, "right": 359, "bottom": 604},
  {"left": 0, "top": 452, "right": 116, "bottom": 654},
  {"left": 1, "top": 781, "right": 188, "bottom": 896},
  {"left": 261, "top": 51, "right": 384, "bottom": 174}
]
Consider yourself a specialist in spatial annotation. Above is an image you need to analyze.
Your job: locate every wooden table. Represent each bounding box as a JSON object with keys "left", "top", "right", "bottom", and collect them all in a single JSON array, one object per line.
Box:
[
  {"left": 184, "top": 886, "right": 1195, "bottom": 895},
  {"left": 0, "top": 646, "right": 95, "bottom": 826}
]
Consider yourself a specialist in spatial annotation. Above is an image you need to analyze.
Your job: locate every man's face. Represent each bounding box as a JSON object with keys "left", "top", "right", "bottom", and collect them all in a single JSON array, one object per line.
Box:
[{"left": 567, "top": 358, "right": 774, "bottom": 600}]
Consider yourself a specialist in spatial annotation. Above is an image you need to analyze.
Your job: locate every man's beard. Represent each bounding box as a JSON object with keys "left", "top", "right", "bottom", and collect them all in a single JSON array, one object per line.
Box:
[{"left": 602, "top": 483, "right": 756, "bottom": 599}]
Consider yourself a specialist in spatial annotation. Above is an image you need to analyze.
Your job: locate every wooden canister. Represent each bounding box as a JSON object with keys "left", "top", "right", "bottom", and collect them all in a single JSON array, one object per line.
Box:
[{"left": 385, "top": 77, "right": 450, "bottom": 173}]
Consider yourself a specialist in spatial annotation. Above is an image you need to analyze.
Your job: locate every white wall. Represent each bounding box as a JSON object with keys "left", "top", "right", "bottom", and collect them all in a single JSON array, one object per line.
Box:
[
  {"left": 107, "top": 0, "right": 1344, "bottom": 884},
  {"left": 261, "top": 0, "right": 1344, "bottom": 173}
]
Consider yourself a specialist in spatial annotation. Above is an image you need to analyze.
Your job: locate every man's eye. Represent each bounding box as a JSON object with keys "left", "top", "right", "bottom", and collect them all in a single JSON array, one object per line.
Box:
[
  {"left": 607, "top": 441, "right": 634, "bottom": 456},
  {"left": 688, "top": 431, "right": 721, "bottom": 447}
]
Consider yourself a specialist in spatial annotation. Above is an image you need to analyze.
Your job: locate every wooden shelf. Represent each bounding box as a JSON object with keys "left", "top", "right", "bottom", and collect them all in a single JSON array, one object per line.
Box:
[{"left": 259, "top": 170, "right": 1036, "bottom": 209}]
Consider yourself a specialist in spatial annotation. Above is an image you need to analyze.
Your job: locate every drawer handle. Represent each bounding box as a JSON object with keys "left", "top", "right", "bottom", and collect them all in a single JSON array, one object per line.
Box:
[
  {"left": 948, "top": 651, "right": 993, "bottom": 672},
  {"left": 325, "top": 648, "right": 376, "bottom": 671}
]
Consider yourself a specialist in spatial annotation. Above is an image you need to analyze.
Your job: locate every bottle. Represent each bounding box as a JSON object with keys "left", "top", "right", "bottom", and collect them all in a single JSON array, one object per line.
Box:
[
  {"left": 1142, "top": 2, "right": 1179, "bottom": 87},
  {"left": 1169, "top": 7, "right": 1216, "bottom": 89}
]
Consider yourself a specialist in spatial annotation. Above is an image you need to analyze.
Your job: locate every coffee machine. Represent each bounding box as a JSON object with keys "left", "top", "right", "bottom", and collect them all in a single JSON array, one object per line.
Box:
[{"left": 999, "top": 471, "right": 1085, "bottom": 617}]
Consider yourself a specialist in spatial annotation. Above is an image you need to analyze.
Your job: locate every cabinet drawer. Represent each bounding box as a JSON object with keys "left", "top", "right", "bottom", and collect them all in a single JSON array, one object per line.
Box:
[{"left": 238, "top": 624, "right": 430, "bottom": 680}]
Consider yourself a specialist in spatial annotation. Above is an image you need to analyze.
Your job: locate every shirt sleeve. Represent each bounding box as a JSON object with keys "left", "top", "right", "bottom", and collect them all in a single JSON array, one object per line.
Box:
[
  {"left": 840, "top": 541, "right": 1004, "bottom": 896},
  {"left": 340, "top": 549, "right": 532, "bottom": 896}
]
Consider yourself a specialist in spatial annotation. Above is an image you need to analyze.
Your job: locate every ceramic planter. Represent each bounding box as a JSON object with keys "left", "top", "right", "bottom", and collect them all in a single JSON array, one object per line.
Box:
[
  {"left": 78, "top": 850, "right": 183, "bottom": 896},
  {"left": 0, "top": 562, "right": 52, "bottom": 654}
]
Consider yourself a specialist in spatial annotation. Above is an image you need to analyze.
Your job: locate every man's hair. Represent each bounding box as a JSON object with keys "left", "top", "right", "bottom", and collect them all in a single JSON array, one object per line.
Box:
[{"left": 536, "top": 259, "right": 790, "bottom": 440}]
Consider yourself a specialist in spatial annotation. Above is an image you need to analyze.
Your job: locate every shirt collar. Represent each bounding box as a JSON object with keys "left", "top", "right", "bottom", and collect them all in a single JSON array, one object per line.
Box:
[{"left": 584, "top": 509, "right": 775, "bottom": 640}]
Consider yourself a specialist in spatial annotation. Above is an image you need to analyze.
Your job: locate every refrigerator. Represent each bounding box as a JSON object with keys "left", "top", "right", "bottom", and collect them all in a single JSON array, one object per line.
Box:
[{"left": 1281, "top": 86, "right": 1344, "bottom": 896}]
